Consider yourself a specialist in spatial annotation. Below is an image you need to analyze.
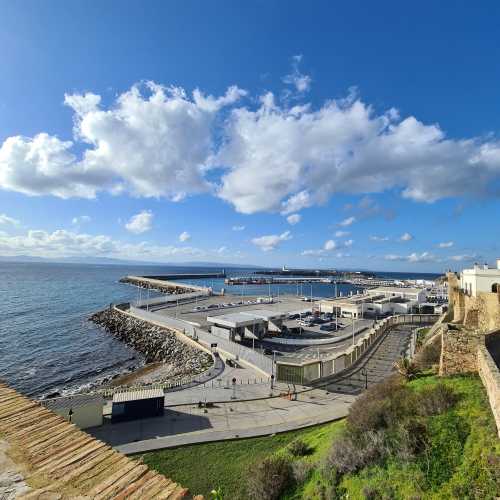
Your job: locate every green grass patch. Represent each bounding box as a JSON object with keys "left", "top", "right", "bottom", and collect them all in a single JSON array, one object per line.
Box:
[{"left": 140, "top": 419, "right": 344, "bottom": 499}]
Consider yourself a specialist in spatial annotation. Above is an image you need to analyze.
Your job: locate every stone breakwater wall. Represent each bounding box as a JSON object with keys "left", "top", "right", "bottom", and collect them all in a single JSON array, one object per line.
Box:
[
  {"left": 90, "top": 308, "right": 213, "bottom": 376},
  {"left": 119, "top": 275, "right": 208, "bottom": 294}
]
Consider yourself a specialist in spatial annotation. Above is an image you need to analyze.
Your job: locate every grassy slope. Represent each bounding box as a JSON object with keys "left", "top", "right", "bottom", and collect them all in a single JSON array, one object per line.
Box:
[
  {"left": 140, "top": 419, "right": 345, "bottom": 499},
  {"left": 141, "top": 374, "right": 499, "bottom": 499},
  {"left": 296, "top": 374, "right": 500, "bottom": 499}
]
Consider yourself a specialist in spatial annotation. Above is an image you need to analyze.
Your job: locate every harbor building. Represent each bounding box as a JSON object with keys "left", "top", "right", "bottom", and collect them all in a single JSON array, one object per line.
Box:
[
  {"left": 460, "top": 260, "right": 500, "bottom": 296},
  {"left": 319, "top": 286, "right": 428, "bottom": 318},
  {"left": 207, "top": 309, "right": 286, "bottom": 340}
]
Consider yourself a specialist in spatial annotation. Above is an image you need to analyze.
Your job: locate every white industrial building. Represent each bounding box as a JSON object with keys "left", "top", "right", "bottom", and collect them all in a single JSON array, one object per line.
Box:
[
  {"left": 207, "top": 309, "right": 286, "bottom": 340},
  {"left": 320, "top": 286, "right": 428, "bottom": 319}
]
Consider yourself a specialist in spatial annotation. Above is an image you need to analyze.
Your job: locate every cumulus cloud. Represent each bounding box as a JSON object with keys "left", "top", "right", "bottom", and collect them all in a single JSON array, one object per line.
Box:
[
  {"left": 232, "top": 225, "right": 245, "bottom": 231},
  {"left": 438, "top": 241, "right": 454, "bottom": 248},
  {"left": 282, "top": 55, "right": 312, "bottom": 94},
  {"left": 385, "top": 252, "right": 437, "bottom": 263},
  {"left": 4, "top": 81, "right": 500, "bottom": 216},
  {"left": 370, "top": 235, "right": 389, "bottom": 241},
  {"left": 0, "top": 228, "right": 207, "bottom": 261},
  {"left": 339, "top": 216, "right": 356, "bottom": 227},
  {"left": 335, "top": 230, "right": 350, "bottom": 237},
  {"left": 125, "top": 210, "right": 153, "bottom": 234},
  {"left": 251, "top": 230, "right": 291, "bottom": 251},
  {"left": 0, "top": 214, "right": 20, "bottom": 226},
  {"left": 286, "top": 213, "right": 301, "bottom": 225},
  {"left": 0, "top": 82, "right": 245, "bottom": 201},
  {"left": 302, "top": 238, "right": 353, "bottom": 257},
  {"left": 71, "top": 215, "right": 91, "bottom": 225},
  {"left": 450, "top": 254, "right": 479, "bottom": 262},
  {"left": 179, "top": 231, "right": 191, "bottom": 242},
  {"left": 324, "top": 239, "right": 337, "bottom": 251},
  {"left": 400, "top": 232, "right": 414, "bottom": 242}
]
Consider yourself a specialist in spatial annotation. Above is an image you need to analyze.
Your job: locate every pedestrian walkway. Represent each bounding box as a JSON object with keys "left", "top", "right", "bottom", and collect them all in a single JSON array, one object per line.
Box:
[{"left": 90, "top": 388, "right": 354, "bottom": 454}]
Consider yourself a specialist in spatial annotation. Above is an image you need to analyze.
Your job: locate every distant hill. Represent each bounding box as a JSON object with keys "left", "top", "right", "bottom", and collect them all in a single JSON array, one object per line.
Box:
[{"left": 0, "top": 254, "right": 263, "bottom": 269}]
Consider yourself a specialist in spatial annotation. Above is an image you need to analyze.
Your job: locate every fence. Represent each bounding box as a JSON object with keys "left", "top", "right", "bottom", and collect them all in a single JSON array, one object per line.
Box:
[
  {"left": 134, "top": 291, "right": 208, "bottom": 308},
  {"left": 276, "top": 314, "right": 439, "bottom": 384}
]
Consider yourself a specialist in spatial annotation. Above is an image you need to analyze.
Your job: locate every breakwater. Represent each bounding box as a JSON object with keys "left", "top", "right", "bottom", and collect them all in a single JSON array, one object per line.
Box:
[
  {"left": 90, "top": 307, "right": 212, "bottom": 378},
  {"left": 119, "top": 275, "right": 209, "bottom": 294}
]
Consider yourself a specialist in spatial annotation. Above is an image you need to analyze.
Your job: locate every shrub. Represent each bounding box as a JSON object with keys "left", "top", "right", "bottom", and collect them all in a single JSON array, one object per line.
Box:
[
  {"left": 347, "top": 376, "right": 416, "bottom": 436},
  {"left": 246, "top": 455, "right": 294, "bottom": 500},
  {"left": 291, "top": 460, "right": 314, "bottom": 483},
  {"left": 416, "top": 383, "right": 458, "bottom": 416},
  {"left": 325, "top": 430, "right": 387, "bottom": 475},
  {"left": 394, "top": 357, "right": 420, "bottom": 380},
  {"left": 415, "top": 336, "right": 441, "bottom": 370},
  {"left": 287, "top": 438, "right": 310, "bottom": 457}
]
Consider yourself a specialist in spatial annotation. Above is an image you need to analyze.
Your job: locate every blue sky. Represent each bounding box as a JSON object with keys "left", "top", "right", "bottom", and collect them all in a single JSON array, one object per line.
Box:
[{"left": 1, "top": 1, "right": 500, "bottom": 272}]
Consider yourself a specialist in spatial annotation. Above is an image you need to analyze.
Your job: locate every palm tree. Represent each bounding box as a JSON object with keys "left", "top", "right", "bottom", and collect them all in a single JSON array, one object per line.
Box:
[{"left": 394, "top": 357, "right": 419, "bottom": 380}]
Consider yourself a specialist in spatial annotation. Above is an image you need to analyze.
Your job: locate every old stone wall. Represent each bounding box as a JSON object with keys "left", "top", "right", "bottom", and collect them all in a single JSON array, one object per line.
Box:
[
  {"left": 477, "top": 332, "right": 500, "bottom": 437},
  {"left": 447, "top": 272, "right": 500, "bottom": 333},
  {"left": 439, "top": 324, "right": 480, "bottom": 376}
]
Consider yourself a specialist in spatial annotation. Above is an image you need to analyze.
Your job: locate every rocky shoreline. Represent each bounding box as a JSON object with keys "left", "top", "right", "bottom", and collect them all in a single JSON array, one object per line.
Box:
[{"left": 90, "top": 307, "right": 213, "bottom": 385}]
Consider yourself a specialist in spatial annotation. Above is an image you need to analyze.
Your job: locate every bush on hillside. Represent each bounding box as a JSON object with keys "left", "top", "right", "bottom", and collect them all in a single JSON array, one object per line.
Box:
[
  {"left": 325, "top": 430, "right": 387, "bottom": 475},
  {"left": 347, "top": 376, "right": 416, "bottom": 436},
  {"left": 287, "top": 438, "right": 310, "bottom": 457},
  {"left": 291, "top": 460, "right": 314, "bottom": 483},
  {"left": 246, "top": 455, "right": 294, "bottom": 500},
  {"left": 415, "top": 336, "right": 441, "bottom": 370},
  {"left": 416, "top": 383, "right": 458, "bottom": 416}
]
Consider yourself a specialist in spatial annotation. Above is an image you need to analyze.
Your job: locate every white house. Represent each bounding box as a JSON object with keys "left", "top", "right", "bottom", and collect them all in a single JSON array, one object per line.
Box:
[{"left": 460, "top": 260, "right": 500, "bottom": 297}]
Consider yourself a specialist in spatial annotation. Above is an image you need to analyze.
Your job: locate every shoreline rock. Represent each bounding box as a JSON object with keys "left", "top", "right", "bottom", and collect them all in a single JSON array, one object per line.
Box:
[{"left": 90, "top": 308, "right": 213, "bottom": 380}]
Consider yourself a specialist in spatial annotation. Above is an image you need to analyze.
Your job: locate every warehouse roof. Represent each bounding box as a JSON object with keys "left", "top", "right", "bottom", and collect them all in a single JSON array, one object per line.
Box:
[{"left": 113, "top": 388, "right": 164, "bottom": 403}]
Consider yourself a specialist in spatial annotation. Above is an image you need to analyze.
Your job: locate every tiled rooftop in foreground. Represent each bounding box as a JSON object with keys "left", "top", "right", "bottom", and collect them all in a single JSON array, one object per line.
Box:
[{"left": 0, "top": 382, "right": 189, "bottom": 499}]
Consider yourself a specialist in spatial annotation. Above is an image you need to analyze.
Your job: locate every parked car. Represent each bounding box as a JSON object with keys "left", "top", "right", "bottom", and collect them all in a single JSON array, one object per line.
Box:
[{"left": 320, "top": 324, "right": 335, "bottom": 331}]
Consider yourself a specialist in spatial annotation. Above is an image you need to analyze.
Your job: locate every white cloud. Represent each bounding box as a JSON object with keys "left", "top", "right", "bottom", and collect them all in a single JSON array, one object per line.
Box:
[
  {"left": 400, "top": 232, "right": 414, "bottom": 242},
  {"left": 0, "top": 82, "right": 245, "bottom": 201},
  {"left": 4, "top": 82, "right": 500, "bottom": 216},
  {"left": 324, "top": 239, "right": 337, "bottom": 251},
  {"left": 232, "top": 225, "right": 245, "bottom": 231},
  {"left": 450, "top": 254, "right": 478, "bottom": 262},
  {"left": 339, "top": 216, "right": 356, "bottom": 227},
  {"left": 438, "top": 241, "right": 454, "bottom": 248},
  {"left": 0, "top": 214, "right": 20, "bottom": 226},
  {"left": 251, "top": 230, "right": 291, "bottom": 252},
  {"left": 179, "top": 231, "right": 191, "bottom": 242},
  {"left": 384, "top": 251, "right": 437, "bottom": 263},
  {"left": 0, "top": 228, "right": 208, "bottom": 262},
  {"left": 286, "top": 213, "right": 301, "bottom": 225},
  {"left": 282, "top": 55, "right": 312, "bottom": 93},
  {"left": 335, "top": 230, "right": 350, "bottom": 238},
  {"left": 370, "top": 235, "right": 389, "bottom": 241},
  {"left": 71, "top": 215, "right": 91, "bottom": 225},
  {"left": 125, "top": 210, "right": 153, "bottom": 234},
  {"left": 302, "top": 238, "right": 350, "bottom": 257}
]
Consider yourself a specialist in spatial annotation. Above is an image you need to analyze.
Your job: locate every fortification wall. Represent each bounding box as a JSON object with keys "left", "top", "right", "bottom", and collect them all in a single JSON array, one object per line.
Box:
[
  {"left": 478, "top": 331, "right": 500, "bottom": 437},
  {"left": 439, "top": 324, "right": 480, "bottom": 376}
]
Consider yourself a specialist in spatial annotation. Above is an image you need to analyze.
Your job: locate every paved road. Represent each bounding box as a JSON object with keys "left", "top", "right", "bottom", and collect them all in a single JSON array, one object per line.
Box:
[
  {"left": 89, "top": 323, "right": 415, "bottom": 454},
  {"left": 319, "top": 324, "right": 414, "bottom": 395}
]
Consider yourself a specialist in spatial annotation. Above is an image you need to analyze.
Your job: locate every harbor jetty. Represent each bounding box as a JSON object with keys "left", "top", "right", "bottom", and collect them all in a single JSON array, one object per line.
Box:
[
  {"left": 119, "top": 275, "right": 212, "bottom": 294},
  {"left": 90, "top": 307, "right": 212, "bottom": 378}
]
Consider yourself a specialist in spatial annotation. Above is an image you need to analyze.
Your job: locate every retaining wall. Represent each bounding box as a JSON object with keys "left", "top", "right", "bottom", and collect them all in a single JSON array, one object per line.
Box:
[{"left": 477, "top": 330, "right": 500, "bottom": 437}]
